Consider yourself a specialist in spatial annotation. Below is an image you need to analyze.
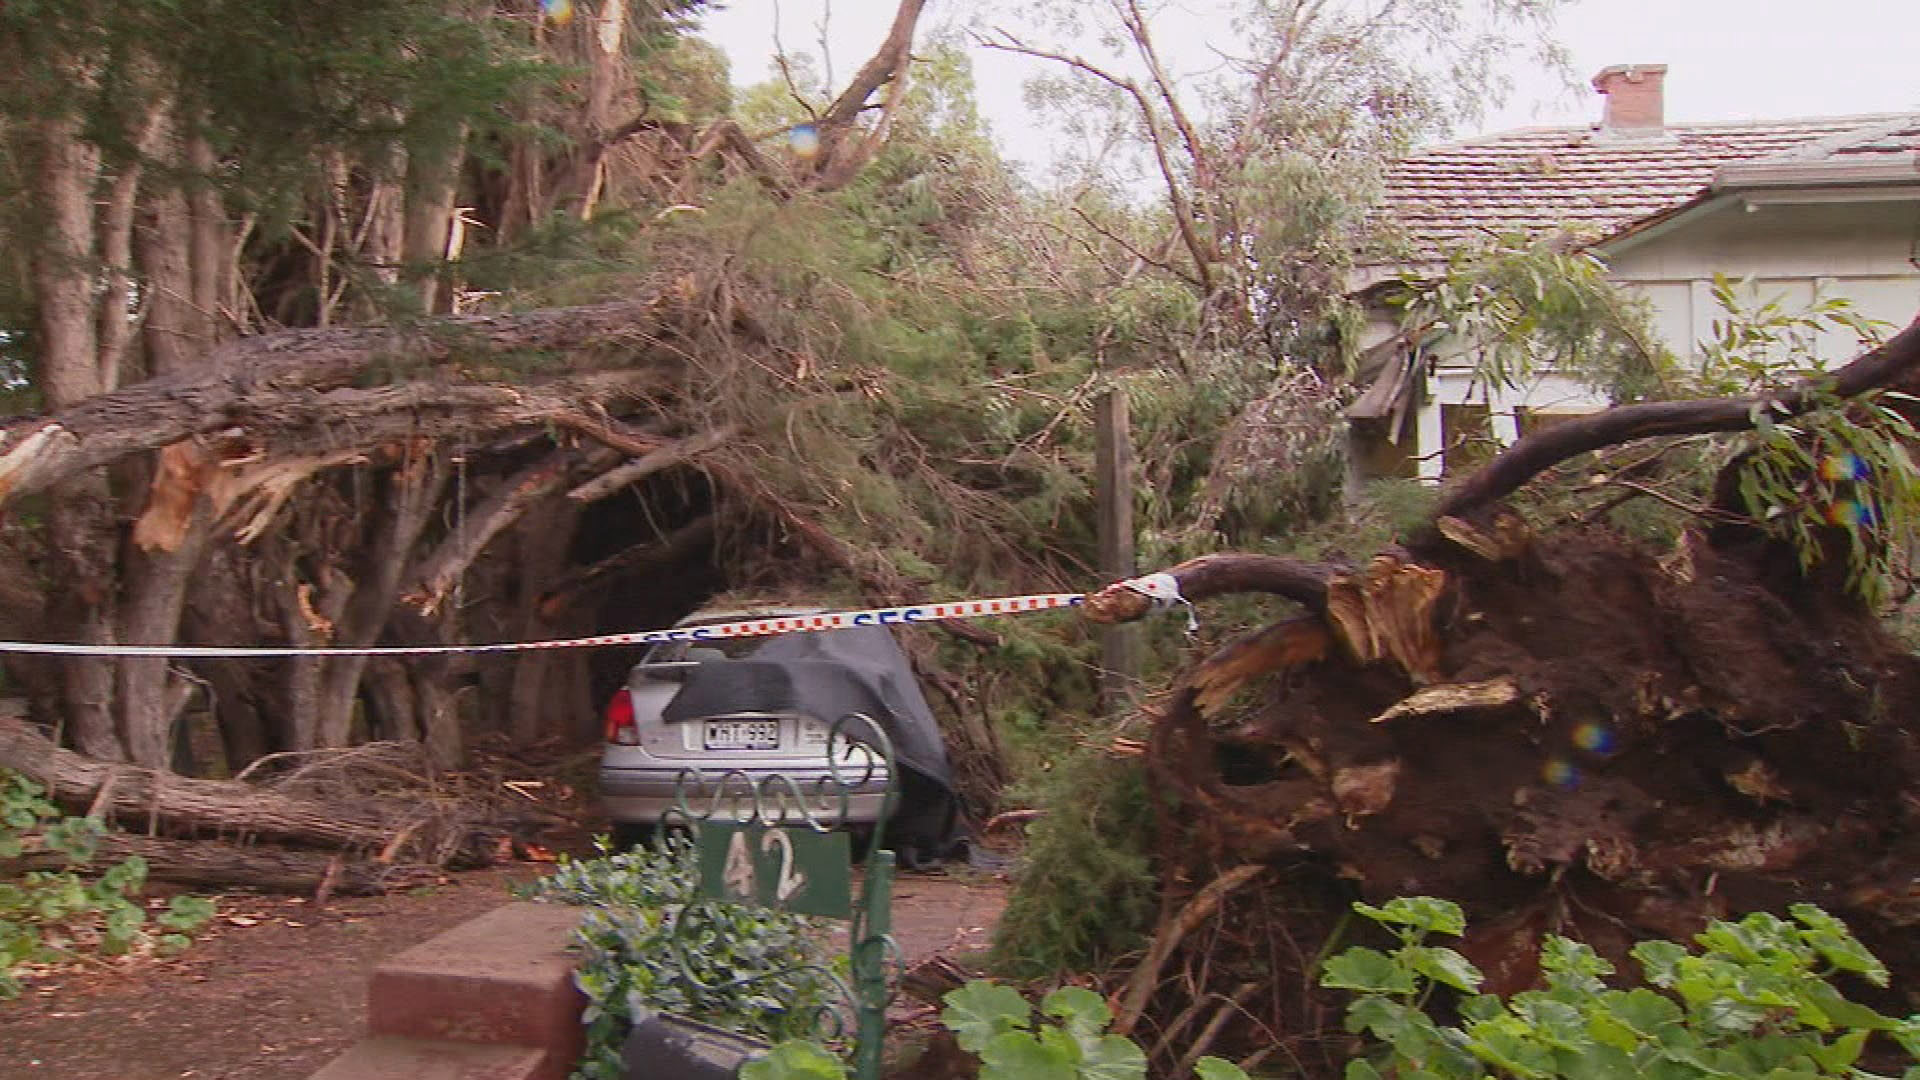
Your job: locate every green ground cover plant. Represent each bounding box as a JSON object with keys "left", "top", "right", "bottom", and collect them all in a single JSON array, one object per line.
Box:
[
  {"left": 523, "top": 836, "right": 839, "bottom": 1080},
  {"left": 740, "top": 978, "right": 1251, "bottom": 1080},
  {"left": 1, "top": 768, "right": 214, "bottom": 999},
  {"left": 1322, "top": 896, "right": 1920, "bottom": 1079}
]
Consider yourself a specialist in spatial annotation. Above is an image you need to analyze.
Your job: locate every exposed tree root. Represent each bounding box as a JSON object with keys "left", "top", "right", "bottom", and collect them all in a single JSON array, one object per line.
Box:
[
  {"left": 1104, "top": 312, "right": 1920, "bottom": 1072},
  {"left": 1120, "top": 524, "right": 1920, "bottom": 1068}
]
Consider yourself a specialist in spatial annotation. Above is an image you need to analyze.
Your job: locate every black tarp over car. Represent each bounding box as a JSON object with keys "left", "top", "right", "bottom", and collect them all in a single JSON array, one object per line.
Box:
[{"left": 660, "top": 625, "right": 963, "bottom": 859}]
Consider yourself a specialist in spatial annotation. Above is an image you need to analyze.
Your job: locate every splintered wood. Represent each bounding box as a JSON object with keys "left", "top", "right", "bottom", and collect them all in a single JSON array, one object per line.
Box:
[{"left": 1322, "top": 554, "right": 1446, "bottom": 682}]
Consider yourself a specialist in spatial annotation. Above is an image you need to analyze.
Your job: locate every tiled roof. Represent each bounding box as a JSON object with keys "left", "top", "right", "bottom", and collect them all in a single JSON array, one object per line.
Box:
[
  {"left": 1375, "top": 114, "right": 1916, "bottom": 261},
  {"left": 1818, "top": 118, "right": 1920, "bottom": 161}
]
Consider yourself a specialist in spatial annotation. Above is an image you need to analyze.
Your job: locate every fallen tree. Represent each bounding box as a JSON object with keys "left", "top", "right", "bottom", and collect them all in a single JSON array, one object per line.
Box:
[
  {"left": 7, "top": 832, "right": 426, "bottom": 898},
  {"left": 1084, "top": 310, "right": 1920, "bottom": 1074},
  {"left": 0, "top": 719, "right": 511, "bottom": 893}
]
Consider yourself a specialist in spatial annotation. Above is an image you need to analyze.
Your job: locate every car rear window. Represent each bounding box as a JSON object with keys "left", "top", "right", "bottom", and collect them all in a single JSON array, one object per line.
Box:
[
  {"left": 641, "top": 637, "right": 763, "bottom": 663},
  {"left": 639, "top": 611, "right": 825, "bottom": 665}
]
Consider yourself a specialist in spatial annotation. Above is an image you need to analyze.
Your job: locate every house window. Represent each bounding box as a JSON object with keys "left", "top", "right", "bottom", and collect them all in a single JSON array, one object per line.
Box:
[{"left": 1441, "top": 404, "right": 1494, "bottom": 475}]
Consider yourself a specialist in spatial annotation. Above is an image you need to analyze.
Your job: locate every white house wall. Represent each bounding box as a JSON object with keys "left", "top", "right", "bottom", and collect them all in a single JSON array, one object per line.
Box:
[
  {"left": 1605, "top": 197, "right": 1920, "bottom": 365},
  {"left": 1403, "top": 195, "right": 1920, "bottom": 480}
]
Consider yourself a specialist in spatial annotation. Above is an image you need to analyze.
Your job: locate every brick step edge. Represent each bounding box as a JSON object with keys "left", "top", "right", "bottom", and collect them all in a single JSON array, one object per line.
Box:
[
  {"left": 366, "top": 902, "right": 585, "bottom": 1059},
  {"left": 309, "top": 1035, "right": 549, "bottom": 1080}
]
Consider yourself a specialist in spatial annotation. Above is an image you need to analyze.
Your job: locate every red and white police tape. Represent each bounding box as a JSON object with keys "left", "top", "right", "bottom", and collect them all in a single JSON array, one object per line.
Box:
[{"left": 0, "top": 591, "right": 1103, "bottom": 659}]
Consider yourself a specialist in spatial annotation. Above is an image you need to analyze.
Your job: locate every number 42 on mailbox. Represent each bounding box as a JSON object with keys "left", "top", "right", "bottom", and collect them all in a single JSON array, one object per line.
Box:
[{"left": 698, "top": 822, "right": 853, "bottom": 919}]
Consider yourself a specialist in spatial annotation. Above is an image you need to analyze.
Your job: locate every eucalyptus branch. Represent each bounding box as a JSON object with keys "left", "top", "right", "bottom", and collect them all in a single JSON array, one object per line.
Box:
[
  {"left": 1116, "top": 0, "right": 1211, "bottom": 188},
  {"left": 976, "top": 29, "right": 1216, "bottom": 293},
  {"left": 1070, "top": 206, "right": 1198, "bottom": 287},
  {"left": 769, "top": 0, "right": 822, "bottom": 121}
]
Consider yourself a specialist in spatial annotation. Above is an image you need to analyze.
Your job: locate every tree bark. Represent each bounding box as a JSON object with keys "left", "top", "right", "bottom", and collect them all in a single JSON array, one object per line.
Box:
[
  {"left": 403, "top": 132, "right": 468, "bottom": 314},
  {"left": 310, "top": 455, "right": 451, "bottom": 747},
  {"left": 0, "top": 294, "right": 685, "bottom": 505},
  {"left": 1083, "top": 552, "right": 1343, "bottom": 624},
  {"left": 186, "top": 127, "right": 230, "bottom": 335},
  {"left": 116, "top": 505, "right": 214, "bottom": 767},
  {"left": 0, "top": 718, "right": 403, "bottom": 849},
  {"left": 10, "top": 832, "right": 415, "bottom": 897},
  {"left": 505, "top": 497, "right": 584, "bottom": 744},
  {"left": 185, "top": 548, "right": 277, "bottom": 768},
  {"left": 25, "top": 93, "right": 125, "bottom": 761},
  {"left": 138, "top": 129, "right": 205, "bottom": 378}
]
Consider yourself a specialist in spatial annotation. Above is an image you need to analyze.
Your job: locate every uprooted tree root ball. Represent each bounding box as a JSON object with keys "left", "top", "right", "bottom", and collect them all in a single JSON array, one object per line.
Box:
[
  {"left": 1086, "top": 312, "right": 1920, "bottom": 1075},
  {"left": 1109, "top": 526, "right": 1920, "bottom": 1070}
]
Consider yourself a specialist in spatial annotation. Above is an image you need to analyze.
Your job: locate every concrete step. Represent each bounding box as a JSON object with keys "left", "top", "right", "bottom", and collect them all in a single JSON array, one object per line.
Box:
[
  {"left": 366, "top": 902, "right": 585, "bottom": 1067},
  {"left": 310, "top": 1035, "right": 548, "bottom": 1080}
]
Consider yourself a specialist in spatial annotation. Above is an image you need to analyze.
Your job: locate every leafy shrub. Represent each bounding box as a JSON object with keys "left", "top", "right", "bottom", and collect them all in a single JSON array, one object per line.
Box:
[
  {"left": 523, "top": 837, "right": 839, "bottom": 1080},
  {"left": 1322, "top": 896, "right": 1920, "bottom": 1079},
  {"left": 989, "top": 749, "right": 1158, "bottom": 978},
  {"left": 1, "top": 768, "right": 215, "bottom": 998},
  {"left": 741, "top": 978, "right": 1251, "bottom": 1080}
]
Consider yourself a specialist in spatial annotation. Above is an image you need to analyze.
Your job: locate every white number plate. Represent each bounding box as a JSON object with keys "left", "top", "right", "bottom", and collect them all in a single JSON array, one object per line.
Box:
[{"left": 703, "top": 719, "right": 781, "bottom": 750}]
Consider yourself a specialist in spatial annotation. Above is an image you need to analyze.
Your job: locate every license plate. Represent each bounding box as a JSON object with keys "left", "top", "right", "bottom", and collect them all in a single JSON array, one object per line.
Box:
[{"left": 703, "top": 719, "right": 781, "bottom": 750}]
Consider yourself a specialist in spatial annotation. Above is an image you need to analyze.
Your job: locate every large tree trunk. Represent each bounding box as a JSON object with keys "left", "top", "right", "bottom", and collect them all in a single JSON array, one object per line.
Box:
[
  {"left": 314, "top": 452, "right": 450, "bottom": 747},
  {"left": 9, "top": 832, "right": 422, "bottom": 897},
  {"left": 28, "top": 105, "right": 125, "bottom": 762},
  {"left": 0, "top": 293, "right": 684, "bottom": 504},
  {"left": 116, "top": 505, "right": 214, "bottom": 767},
  {"left": 403, "top": 133, "right": 468, "bottom": 314},
  {"left": 1, "top": 718, "right": 406, "bottom": 849},
  {"left": 138, "top": 119, "right": 208, "bottom": 378},
  {"left": 506, "top": 496, "right": 584, "bottom": 744}
]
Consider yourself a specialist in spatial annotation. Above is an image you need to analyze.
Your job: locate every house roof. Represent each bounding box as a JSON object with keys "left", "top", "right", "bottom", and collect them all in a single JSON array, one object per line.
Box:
[{"left": 1375, "top": 113, "right": 1920, "bottom": 261}]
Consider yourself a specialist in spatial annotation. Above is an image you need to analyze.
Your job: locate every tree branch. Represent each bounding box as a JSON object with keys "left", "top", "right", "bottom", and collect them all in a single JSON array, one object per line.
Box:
[
  {"left": 815, "top": 0, "right": 924, "bottom": 133},
  {"left": 978, "top": 30, "right": 1215, "bottom": 292},
  {"left": 1083, "top": 553, "right": 1344, "bottom": 623},
  {"left": 567, "top": 424, "right": 739, "bottom": 503},
  {"left": 400, "top": 447, "right": 616, "bottom": 616},
  {"left": 0, "top": 293, "right": 687, "bottom": 506},
  {"left": 802, "top": 0, "right": 925, "bottom": 192}
]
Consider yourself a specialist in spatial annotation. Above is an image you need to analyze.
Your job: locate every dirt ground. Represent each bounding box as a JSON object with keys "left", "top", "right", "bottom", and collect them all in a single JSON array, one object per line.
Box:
[{"left": 0, "top": 862, "right": 1009, "bottom": 1080}]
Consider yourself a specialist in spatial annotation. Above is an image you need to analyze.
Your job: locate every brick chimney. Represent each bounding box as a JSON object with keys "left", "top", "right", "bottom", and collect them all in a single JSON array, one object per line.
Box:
[{"left": 1592, "top": 64, "right": 1668, "bottom": 137}]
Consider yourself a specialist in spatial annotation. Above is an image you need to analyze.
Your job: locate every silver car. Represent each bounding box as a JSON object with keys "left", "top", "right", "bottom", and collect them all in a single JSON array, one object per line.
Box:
[{"left": 599, "top": 610, "right": 894, "bottom": 847}]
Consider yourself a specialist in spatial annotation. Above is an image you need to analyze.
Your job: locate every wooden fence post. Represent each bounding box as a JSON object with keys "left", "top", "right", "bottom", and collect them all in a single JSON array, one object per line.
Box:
[{"left": 1094, "top": 389, "right": 1140, "bottom": 715}]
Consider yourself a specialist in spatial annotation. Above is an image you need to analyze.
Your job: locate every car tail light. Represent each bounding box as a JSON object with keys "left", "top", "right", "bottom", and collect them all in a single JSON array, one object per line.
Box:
[{"left": 604, "top": 690, "right": 639, "bottom": 745}]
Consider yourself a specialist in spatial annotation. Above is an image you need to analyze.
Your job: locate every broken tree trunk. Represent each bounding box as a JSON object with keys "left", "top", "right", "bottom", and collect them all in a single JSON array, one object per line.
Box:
[
  {"left": 9, "top": 833, "right": 420, "bottom": 896},
  {"left": 1, "top": 719, "right": 416, "bottom": 851},
  {"left": 0, "top": 292, "right": 693, "bottom": 506}
]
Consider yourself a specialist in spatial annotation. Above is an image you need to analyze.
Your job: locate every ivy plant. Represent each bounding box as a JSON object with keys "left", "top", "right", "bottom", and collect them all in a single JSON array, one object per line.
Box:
[
  {"left": 1, "top": 768, "right": 215, "bottom": 998},
  {"left": 523, "top": 836, "right": 839, "bottom": 1080},
  {"left": 1321, "top": 895, "right": 1920, "bottom": 1079}
]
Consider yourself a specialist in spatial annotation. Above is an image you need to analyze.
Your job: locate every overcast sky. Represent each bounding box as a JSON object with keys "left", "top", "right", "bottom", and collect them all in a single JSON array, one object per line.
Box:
[{"left": 700, "top": 0, "right": 1920, "bottom": 177}]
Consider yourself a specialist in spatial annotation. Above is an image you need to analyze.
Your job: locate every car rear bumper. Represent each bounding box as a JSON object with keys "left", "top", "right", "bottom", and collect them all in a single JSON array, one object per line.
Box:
[{"left": 599, "top": 765, "right": 893, "bottom": 826}]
